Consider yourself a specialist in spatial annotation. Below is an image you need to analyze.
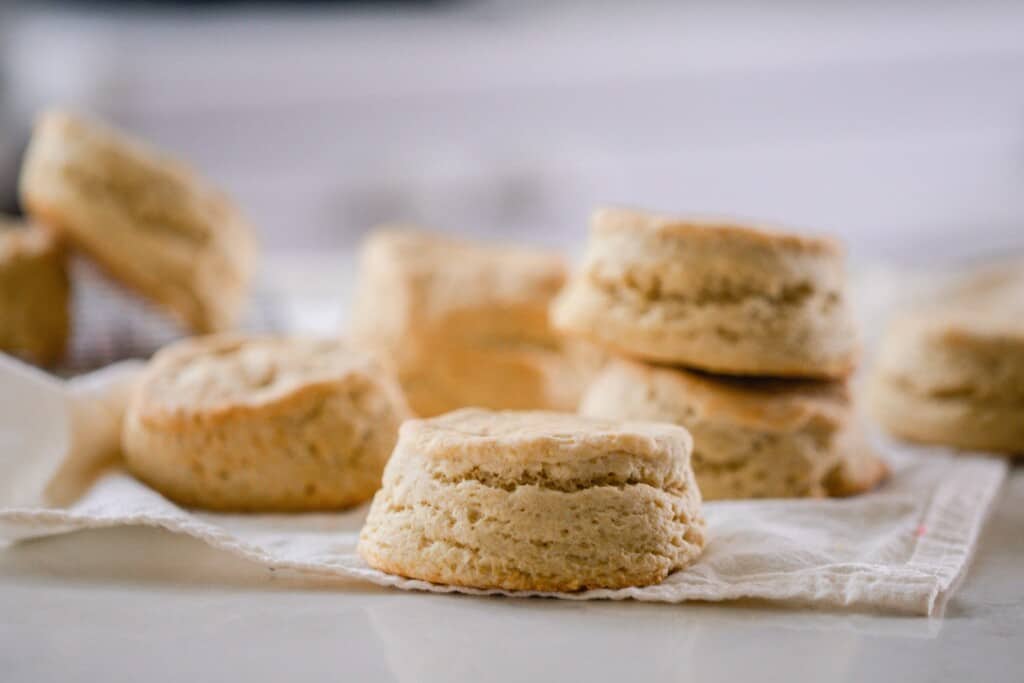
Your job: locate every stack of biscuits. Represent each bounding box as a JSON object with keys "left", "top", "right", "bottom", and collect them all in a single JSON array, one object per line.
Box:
[{"left": 556, "top": 207, "right": 888, "bottom": 500}]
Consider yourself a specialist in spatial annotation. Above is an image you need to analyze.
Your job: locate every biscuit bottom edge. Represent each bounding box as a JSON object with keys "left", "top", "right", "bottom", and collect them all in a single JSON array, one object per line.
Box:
[
  {"left": 356, "top": 485, "right": 707, "bottom": 592},
  {"left": 870, "top": 379, "right": 1024, "bottom": 456},
  {"left": 357, "top": 536, "right": 702, "bottom": 593}
]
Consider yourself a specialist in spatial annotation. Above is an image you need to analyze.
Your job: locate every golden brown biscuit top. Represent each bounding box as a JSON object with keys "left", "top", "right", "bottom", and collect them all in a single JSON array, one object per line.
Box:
[
  {"left": 135, "top": 335, "right": 388, "bottom": 416},
  {"left": 400, "top": 407, "right": 692, "bottom": 467},
  {"left": 591, "top": 206, "right": 841, "bottom": 255},
  {"left": 36, "top": 110, "right": 196, "bottom": 188},
  {"left": 362, "top": 227, "right": 567, "bottom": 311},
  {"left": 888, "top": 286, "right": 1024, "bottom": 349},
  {"left": 605, "top": 358, "right": 849, "bottom": 432},
  {"left": 27, "top": 110, "right": 252, "bottom": 249},
  {"left": 876, "top": 292, "right": 1024, "bottom": 404}
]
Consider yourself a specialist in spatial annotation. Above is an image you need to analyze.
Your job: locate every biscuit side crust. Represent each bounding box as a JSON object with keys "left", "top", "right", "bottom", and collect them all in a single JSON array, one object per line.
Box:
[
  {"left": 123, "top": 336, "right": 411, "bottom": 511},
  {"left": 869, "top": 287, "right": 1024, "bottom": 455},
  {"left": 0, "top": 220, "right": 70, "bottom": 365},
  {"left": 580, "top": 360, "right": 883, "bottom": 499},
  {"left": 869, "top": 373, "right": 1024, "bottom": 455},
  {"left": 593, "top": 206, "right": 841, "bottom": 255},
  {"left": 355, "top": 227, "right": 567, "bottom": 325},
  {"left": 552, "top": 208, "right": 857, "bottom": 378},
  {"left": 553, "top": 279, "right": 857, "bottom": 378},
  {"left": 349, "top": 228, "right": 581, "bottom": 415},
  {"left": 357, "top": 423, "right": 705, "bottom": 591},
  {"left": 875, "top": 313, "right": 1024, "bottom": 404},
  {"left": 358, "top": 481, "right": 706, "bottom": 591},
  {"left": 124, "top": 375, "right": 407, "bottom": 510},
  {"left": 589, "top": 359, "right": 850, "bottom": 432},
  {"left": 131, "top": 335, "right": 406, "bottom": 424}
]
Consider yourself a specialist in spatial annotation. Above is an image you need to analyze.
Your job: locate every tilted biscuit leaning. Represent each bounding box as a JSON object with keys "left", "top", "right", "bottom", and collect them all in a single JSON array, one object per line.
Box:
[{"left": 20, "top": 109, "right": 257, "bottom": 333}]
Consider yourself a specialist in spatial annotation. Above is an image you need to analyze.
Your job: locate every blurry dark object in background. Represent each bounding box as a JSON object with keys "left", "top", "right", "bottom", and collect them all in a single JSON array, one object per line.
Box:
[
  {"left": 62, "top": 257, "right": 282, "bottom": 375},
  {"left": 53, "top": 0, "right": 450, "bottom": 5},
  {"left": 0, "top": 171, "right": 20, "bottom": 217}
]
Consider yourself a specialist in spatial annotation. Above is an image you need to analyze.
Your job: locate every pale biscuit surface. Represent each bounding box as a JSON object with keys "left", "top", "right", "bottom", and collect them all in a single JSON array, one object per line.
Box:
[
  {"left": 19, "top": 110, "right": 257, "bottom": 333},
  {"left": 0, "top": 218, "right": 70, "bottom": 365},
  {"left": 553, "top": 207, "right": 858, "bottom": 378},
  {"left": 350, "top": 229, "right": 589, "bottom": 416},
  {"left": 358, "top": 408, "right": 706, "bottom": 591},
  {"left": 123, "top": 335, "right": 411, "bottom": 511},
  {"left": 580, "top": 358, "right": 886, "bottom": 499},
  {"left": 869, "top": 292, "right": 1024, "bottom": 455}
]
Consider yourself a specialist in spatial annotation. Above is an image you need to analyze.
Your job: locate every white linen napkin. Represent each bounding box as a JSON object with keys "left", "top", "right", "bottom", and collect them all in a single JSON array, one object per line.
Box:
[{"left": 0, "top": 355, "right": 1006, "bottom": 615}]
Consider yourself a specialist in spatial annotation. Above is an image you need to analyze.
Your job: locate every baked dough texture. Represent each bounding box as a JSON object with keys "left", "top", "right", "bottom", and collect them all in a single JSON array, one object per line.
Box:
[
  {"left": 123, "top": 335, "right": 411, "bottom": 511},
  {"left": 580, "top": 358, "right": 887, "bottom": 499},
  {"left": 552, "top": 207, "right": 858, "bottom": 378},
  {"left": 358, "top": 408, "right": 706, "bottom": 591},
  {"left": 19, "top": 110, "right": 257, "bottom": 333},
  {"left": 0, "top": 217, "right": 70, "bottom": 366},
  {"left": 869, "top": 293, "right": 1024, "bottom": 455},
  {"left": 350, "top": 228, "right": 590, "bottom": 416}
]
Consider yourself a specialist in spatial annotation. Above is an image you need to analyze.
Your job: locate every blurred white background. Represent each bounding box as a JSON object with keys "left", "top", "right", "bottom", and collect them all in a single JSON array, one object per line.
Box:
[{"left": 2, "top": 0, "right": 1023, "bottom": 265}]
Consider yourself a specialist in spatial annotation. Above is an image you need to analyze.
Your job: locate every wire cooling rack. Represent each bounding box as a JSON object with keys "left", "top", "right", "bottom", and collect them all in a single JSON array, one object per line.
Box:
[{"left": 57, "top": 258, "right": 284, "bottom": 376}]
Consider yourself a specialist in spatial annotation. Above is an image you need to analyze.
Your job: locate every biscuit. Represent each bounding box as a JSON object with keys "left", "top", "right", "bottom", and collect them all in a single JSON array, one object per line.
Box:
[
  {"left": 868, "top": 291, "right": 1024, "bottom": 455},
  {"left": 580, "top": 358, "right": 887, "bottom": 499},
  {"left": 19, "top": 110, "right": 257, "bottom": 333},
  {"left": 350, "top": 228, "right": 589, "bottom": 416},
  {"left": 358, "top": 408, "right": 706, "bottom": 591},
  {"left": 552, "top": 207, "right": 858, "bottom": 378},
  {"left": 123, "top": 335, "right": 411, "bottom": 511},
  {"left": 0, "top": 217, "right": 70, "bottom": 366}
]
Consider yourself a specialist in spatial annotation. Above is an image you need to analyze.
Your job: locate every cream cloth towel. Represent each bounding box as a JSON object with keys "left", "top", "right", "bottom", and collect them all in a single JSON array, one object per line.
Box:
[{"left": 0, "top": 356, "right": 1007, "bottom": 616}]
